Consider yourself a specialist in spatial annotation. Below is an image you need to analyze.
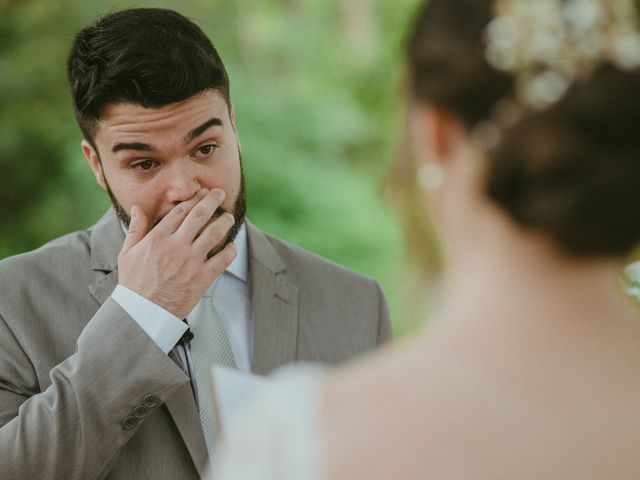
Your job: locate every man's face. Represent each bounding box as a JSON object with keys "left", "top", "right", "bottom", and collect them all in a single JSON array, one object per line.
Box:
[{"left": 82, "top": 90, "right": 246, "bottom": 247}]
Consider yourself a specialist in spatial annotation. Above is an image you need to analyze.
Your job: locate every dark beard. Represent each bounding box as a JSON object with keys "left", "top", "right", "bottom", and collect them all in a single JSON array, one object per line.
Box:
[{"left": 104, "top": 163, "right": 247, "bottom": 257}]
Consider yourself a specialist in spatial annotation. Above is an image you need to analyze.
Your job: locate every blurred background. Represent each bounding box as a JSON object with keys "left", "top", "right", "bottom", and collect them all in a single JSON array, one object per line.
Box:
[{"left": 0, "top": 0, "right": 426, "bottom": 336}]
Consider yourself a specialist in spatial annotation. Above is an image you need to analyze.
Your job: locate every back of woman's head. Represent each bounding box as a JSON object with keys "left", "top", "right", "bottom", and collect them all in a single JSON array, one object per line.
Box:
[{"left": 406, "top": 0, "right": 640, "bottom": 258}]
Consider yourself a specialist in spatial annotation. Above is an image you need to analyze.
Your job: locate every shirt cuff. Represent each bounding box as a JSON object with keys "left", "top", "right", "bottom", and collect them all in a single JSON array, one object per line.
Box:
[{"left": 111, "top": 285, "right": 188, "bottom": 354}]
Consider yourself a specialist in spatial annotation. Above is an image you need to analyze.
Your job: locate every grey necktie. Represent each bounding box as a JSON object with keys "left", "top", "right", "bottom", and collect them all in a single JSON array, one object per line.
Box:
[{"left": 189, "top": 291, "right": 236, "bottom": 455}]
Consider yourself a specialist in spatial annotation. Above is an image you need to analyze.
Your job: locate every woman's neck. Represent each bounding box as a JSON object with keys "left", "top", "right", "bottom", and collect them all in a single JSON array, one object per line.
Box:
[{"left": 438, "top": 200, "right": 632, "bottom": 331}]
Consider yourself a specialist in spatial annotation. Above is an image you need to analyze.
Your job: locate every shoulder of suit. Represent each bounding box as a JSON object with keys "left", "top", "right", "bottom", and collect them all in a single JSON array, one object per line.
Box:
[
  {"left": 257, "top": 229, "right": 380, "bottom": 288},
  {"left": 0, "top": 226, "right": 93, "bottom": 280}
]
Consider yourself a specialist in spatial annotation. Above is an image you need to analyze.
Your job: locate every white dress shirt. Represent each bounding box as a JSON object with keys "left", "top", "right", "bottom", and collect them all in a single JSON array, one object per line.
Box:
[{"left": 112, "top": 224, "right": 252, "bottom": 388}]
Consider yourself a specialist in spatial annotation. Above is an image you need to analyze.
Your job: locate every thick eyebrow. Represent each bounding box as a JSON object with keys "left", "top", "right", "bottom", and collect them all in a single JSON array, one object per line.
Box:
[
  {"left": 184, "top": 118, "right": 223, "bottom": 144},
  {"left": 112, "top": 142, "right": 156, "bottom": 154},
  {"left": 110, "top": 118, "right": 223, "bottom": 154}
]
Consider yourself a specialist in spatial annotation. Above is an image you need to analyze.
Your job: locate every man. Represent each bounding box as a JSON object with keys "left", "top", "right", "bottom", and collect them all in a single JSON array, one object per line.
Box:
[{"left": 0, "top": 8, "right": 391, "bottom": 480}]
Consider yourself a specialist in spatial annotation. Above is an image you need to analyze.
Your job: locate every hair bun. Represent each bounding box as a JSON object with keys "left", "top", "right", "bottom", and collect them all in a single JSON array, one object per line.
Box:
[{"left": 487, "top": 64, "right": 640, "bottom": 256}]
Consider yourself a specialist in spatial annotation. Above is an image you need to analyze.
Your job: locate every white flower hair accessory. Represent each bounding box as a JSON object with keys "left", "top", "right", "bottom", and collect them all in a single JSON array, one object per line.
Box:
[{"left": 471, "top": 0, "right": 640, "bottom": 149}]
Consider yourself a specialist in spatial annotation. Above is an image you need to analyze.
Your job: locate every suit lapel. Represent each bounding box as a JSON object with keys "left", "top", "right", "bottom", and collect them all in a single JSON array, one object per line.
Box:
[
  {"left": 246, "top": 222, "right": 299, "bottom": 375},
  {"left": 86, "top": 209, "right": 208, "bottom": 474},
  {"left": 88, "top": 209, "right": 123, "bottom": 305}
]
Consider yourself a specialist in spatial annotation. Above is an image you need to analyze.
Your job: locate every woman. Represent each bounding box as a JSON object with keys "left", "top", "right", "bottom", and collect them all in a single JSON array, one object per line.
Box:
[{"left": 212, "top": 0, "right": 640, "bottom": 478}]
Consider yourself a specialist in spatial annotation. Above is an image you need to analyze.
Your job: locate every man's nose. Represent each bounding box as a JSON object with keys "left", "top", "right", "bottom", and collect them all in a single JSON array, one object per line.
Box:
[{"left": 165, "top": 166, "right": 202, "bottom": 204}]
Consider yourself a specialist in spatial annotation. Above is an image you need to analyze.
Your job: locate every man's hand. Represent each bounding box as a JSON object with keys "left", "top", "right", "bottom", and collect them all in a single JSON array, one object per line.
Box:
[{"left": 118, "top": 188, "right": 237, "bottom": 318}]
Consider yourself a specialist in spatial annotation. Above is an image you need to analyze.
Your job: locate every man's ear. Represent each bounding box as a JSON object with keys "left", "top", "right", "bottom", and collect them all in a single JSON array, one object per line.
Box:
[
  {"left": 81, "top": 140, "right": 107, "bottom": 191},
  {"left": 229, "top": 103, "right": 241, "bottom": 150},
  {"left": 229, "top": 103, "right": 236, "bottom": 126}
]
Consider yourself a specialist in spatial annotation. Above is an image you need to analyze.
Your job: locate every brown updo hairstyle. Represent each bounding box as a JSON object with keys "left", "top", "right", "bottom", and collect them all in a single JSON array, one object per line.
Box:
[{"left": 405, "top": 0, "right": 640, "bottom": 258}]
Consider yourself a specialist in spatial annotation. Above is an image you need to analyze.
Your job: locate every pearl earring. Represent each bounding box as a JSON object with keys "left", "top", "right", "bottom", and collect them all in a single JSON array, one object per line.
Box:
[{"left": 417, "top": 163, "right": 444, "bottom": 192}]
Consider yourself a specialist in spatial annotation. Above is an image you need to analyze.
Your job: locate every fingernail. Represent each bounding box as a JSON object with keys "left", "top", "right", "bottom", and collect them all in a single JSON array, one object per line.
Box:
[
  {"left": 224, "top": 212, "right": 235, "bottom": 222},
  {"left": 213, "top": 188, "right": 226, "bottom": 201}
]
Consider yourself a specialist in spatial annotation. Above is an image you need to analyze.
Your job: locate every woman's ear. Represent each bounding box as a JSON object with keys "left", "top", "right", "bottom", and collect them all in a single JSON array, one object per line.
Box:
[
  {"left": 81, "top": 140, "right": 107, "bottom": 191},
  {"left": 410, "top": 106, "right": 459, "bottom": 167}
]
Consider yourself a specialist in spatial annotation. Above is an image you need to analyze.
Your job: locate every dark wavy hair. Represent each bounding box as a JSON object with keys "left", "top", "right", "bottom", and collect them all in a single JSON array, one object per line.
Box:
[
  {"left": 67, "top": 8, "right": 230, "bottom": 147},
  {"left": 406, "top": 0, "right": 640, "bottom": 257}
]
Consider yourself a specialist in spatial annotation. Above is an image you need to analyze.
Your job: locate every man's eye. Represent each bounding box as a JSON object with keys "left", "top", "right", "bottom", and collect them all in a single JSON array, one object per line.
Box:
[
  {"left": 132, "top": 160, "right": 156, "bottom": 170},
  {"left": 196, "top": 144, "right": 216, "bottom": 156}
]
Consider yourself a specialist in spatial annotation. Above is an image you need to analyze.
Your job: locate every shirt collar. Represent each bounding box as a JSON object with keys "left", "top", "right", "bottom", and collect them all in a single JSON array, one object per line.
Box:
[{"left": 226, "top": 222, "right": 249, "bottom": 282}]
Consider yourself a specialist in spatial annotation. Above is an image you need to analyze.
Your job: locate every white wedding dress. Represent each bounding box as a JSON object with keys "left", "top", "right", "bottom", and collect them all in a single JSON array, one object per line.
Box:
[{"left": 210, "top": 366, "right": 329, "bottom": 480}]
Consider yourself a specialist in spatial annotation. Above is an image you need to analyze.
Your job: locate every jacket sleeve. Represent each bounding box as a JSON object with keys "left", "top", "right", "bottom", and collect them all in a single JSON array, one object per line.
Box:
[
  {"left": 374, "top": 281, "right": 393, "bottom": 345},
  {"left": 0, "top": 299, "right": 190, "bottom": 480}
]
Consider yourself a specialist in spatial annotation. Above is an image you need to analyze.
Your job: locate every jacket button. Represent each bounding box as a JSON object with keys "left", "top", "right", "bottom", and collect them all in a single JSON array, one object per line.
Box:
[
  {"left": 133, "top": 405, "right": 148, "bottom": 419},
  {"left": 122, "top": 415, "right": 137, "bottom": 430},
  {"left": 143, "top": 394, "right": 159, "bottom": 408}
]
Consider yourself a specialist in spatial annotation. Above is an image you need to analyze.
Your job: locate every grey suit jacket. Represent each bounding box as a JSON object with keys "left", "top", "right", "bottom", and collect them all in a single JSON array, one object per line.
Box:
[{"left": 0, "top": 209, "right": 391, "bottom": 479}]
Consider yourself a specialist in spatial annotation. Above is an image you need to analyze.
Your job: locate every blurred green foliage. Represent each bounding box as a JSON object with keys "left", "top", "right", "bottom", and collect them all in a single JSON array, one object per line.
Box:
[{"left": 0, "top": 0, "right": 423, "bottom": 335}]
